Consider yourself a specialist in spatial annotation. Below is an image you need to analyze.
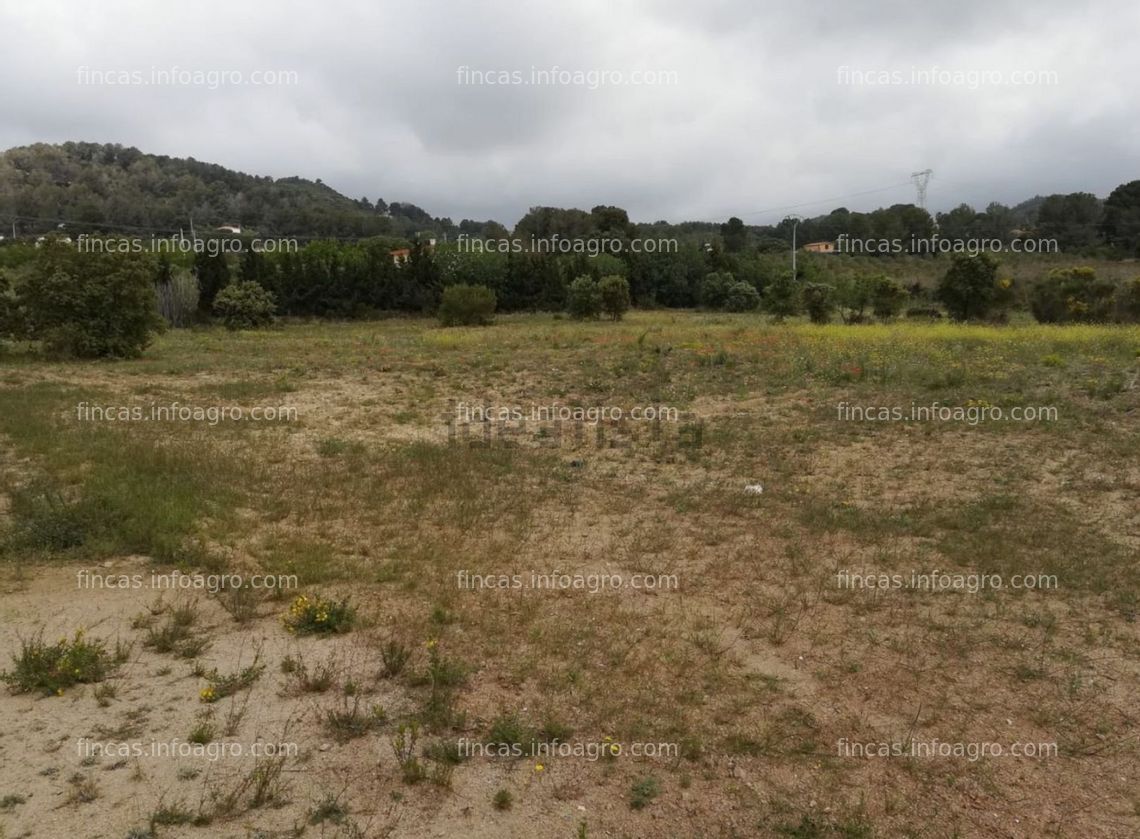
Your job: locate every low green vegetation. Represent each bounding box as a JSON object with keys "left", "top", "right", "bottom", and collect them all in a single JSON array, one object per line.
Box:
[
  {"left": 438, "top": 283, "right": 496, "bottom": 326},
  {"left": 2, "top": 630, "right": 115, "bottom": 695}
]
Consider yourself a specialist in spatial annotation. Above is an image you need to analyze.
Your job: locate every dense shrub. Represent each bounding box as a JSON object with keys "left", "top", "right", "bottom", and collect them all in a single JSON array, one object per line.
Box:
[
  {"left": 438, "top": 284, "right": 497, "bottom": 326},
  {"left": 763, "top": 274, "right": 800, "bottom": 320},
  {"left": 0, "top": 270, "right": 14, "bottom": 340},
  {"left": 1029, "top": 267, "right": 1116, "bottom": 323},
  {"left": 598, "top": 275, "right": 631, "bottom": 320},
  {"left": 212, "top": 280, "right": 277, "bottom": 330},
  {"left": 699, "top": 271, "right": 734, "bottom": 309},
  {"left": 835, "top": 274, "right": 873, "bottom": 323},
  {"left": 155, "top": 268, "right": 200, "bottom": 327},
  {"left": 1116, "top": 278, "right": 1140, "bottom": 322},
  {"left": 193, "top": 251, "right": 231, "bottom": 315},
  {"left": 567, "top": 275, "right": 602, "bottom": 319},
  {"left": 937, "top": 254, "right": 1000, "bottom": 321},
  {"left": 723, "top": 281, "right": 760, "bottom": 312},
  {"left": 870, "top": 276, "right": 909, "bottom": 320},
  {"left": 19, "top": 241, "right": 163, "bottom": 358},
  {"left": 801, "top": 283, "right": 835, "bottom": 323}
]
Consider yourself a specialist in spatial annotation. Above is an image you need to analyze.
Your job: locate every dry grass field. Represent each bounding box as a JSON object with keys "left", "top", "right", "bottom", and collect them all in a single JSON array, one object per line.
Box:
[{"left": 1, "top": 312, "right": 1138, "bottom": 838}]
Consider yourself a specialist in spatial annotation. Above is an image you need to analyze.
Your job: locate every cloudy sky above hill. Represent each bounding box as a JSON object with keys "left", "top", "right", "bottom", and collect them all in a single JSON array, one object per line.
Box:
[{"left": 2, "top": 0, "right": 1138, "bottom": 226}]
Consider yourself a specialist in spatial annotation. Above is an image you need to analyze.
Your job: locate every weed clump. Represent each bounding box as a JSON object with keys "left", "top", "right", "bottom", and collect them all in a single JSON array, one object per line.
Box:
[
  {"left": 282, "top": 594, "right": 355, "bottom": 635},
  {"left": 2, "top": 630, "right": 113, "bottom": 695}
]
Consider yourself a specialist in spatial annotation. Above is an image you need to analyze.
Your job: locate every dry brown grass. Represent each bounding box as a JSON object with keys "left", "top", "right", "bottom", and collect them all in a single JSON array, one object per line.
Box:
[{"left": 0, "top": 312, "right": 1138, "bottom": 837}]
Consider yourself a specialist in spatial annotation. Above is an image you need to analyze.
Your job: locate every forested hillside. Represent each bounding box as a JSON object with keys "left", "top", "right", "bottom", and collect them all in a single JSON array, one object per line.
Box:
[{"left": 0, "top": 142, "right": 448, "bottom": 239}]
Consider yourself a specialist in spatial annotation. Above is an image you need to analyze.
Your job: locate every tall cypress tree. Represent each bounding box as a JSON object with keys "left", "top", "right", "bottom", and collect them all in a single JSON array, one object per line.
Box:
[{"left": 194, "top": 251, "right": 231, "bottom": 315}]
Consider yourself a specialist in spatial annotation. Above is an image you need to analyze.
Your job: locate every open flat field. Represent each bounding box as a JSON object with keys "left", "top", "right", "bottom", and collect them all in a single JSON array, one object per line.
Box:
[{"left": 1, "top": 313, "right": 1138, "bottom": 838}]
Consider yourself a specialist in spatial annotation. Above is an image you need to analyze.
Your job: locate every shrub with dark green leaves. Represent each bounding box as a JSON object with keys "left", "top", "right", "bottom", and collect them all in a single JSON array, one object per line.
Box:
[
  {"left": 1030, "top": 267, "right": 1117, "bottom": 323},
  {"left": 0, "top": 269, "right": 15, "bottom": 340},
  {"left": 598, "top": 275, "right": 631, "bottom": 321},
  {"left": 1116, "top": 277, "right": 1140, "bottom": 322},
  {"left": 937, "top": 253, "right": 999, "bottom": 321},
  {"left": 763, "top": 274, "right": 800, "bottom": 321},
  {"left": 19, "top": 241, "right": 163, "bottom": 358},
  {"left": 723, "top": 281, "right": 760, "bottom": 312},
  {"left": 870, "top": 276, "right": 908, "bottom": 320},
  {"left": 835, "top": 274, "right": 873, "bottom": 323},
  {"left": 567, "top": 275, "right": 602, "bottom": 319},
  {"left": 193, "top": 251, "right": 231, "bottom": 315},
  {"left": 801, "top": 283, "right": 835, "bottom": 323},
  {"left": 212, "top": 280, "right": 276, "bottom": 330},
  {"left": 438, "top": 284, "right": 496, "bottom": 326},
  {"left": 699, "top": 271, "right": 734, "bottom": 309}
]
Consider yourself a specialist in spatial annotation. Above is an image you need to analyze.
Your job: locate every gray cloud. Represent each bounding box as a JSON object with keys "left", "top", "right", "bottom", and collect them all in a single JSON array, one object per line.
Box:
[{"left": 2, "top": 0, "right": 1138, "bottom": 226}]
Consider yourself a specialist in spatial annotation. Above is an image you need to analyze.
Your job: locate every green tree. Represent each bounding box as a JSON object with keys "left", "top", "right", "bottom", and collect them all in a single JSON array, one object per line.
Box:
[
  {"left": 405, "top": 240, "right": 443, "bottom": 312},
  {"left": 1102, "top": 181, "right": 1140, "bottom": 255},
  {"left": 763, "top": 273, "right": 800, "bottom": 321},
  {"left": 193, "top": 250, "right": 231, "bottom": 315},
  {"left": 934, "top": 204, "right": 979, "bottom": 243},
  {"left": 976, "top": 202, "right": 1016, "bottom": 241},
  {"left": 723, "top": 281, "right": 760, "bottom": 312},
  {"left": 699, "top": 271, "right": 734, "bottom": 309},
  {"left": 0, "top": 270, "right": 15, "bottom": 340},
  {"left": 598, "top": 275, "right": 631, "bottom": 321},
  {"left": 720, "top": 217, "right": 747, "bottom": 252},
  {"left": 801, "top": 283, "right": 835, "bottom": 323},
  {"left": 937, "top": 254, "right": 1000, "bottom": 321},
  {"left": 20, "top": 241, "right": 163, "bottom": 357},
  {"left": 239, "top": 248, "right": 267, "bottom": 284},
  {"left": 567, "top": 275, "right": 602, "bottom": 319},
  {"left": 835, "top": 274, "right": 873, "bottom": 323},
  {"left": 870, "top": 276, "right": 908, "bottom": 320},
  {"left": 590, "top": 205, "right": 635, "bottom": 238},
  {"left": 212, "top": 280, "right": 277, "bottom": 330},
  {"left": 1034, "top": 192, "right": 1102, "bottom": 250}
]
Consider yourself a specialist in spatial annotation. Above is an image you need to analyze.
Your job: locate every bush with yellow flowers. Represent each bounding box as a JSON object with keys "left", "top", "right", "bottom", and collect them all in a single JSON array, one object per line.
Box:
[
  {"left": 282, "top": 594, "right": 356, "bottom": 635},
  {"left": 1, "top": 629, "right": 113, "bottom": 696}
]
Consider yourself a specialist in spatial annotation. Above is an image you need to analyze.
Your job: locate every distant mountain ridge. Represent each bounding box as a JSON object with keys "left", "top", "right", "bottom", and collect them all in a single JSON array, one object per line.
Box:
[
  {"left": 0, "top": 142, "right": 446, "bottom": 239},
  {"left": 1, "top": 142, "right": 1129, "bottom": 252}
]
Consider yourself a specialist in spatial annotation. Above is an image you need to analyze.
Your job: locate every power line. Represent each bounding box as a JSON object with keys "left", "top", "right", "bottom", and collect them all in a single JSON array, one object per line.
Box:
[{"left": 731, "top": 180, "right": 915, "bottom": 220}]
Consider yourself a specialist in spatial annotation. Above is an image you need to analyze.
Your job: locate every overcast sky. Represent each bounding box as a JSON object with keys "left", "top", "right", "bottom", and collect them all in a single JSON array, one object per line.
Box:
[{"left": 2, "top": 0, "right": 1138, "bottom": 226}]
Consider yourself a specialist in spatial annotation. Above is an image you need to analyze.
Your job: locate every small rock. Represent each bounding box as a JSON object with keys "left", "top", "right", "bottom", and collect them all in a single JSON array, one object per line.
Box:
[{"left": 744, "top": 483, "right": 763, "bottom": 495}]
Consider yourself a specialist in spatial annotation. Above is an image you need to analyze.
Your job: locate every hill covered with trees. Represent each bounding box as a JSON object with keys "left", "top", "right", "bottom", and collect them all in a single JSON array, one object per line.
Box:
[
  {"left": 0, "top": 142, "right": 452, "bottom": 239},
  {"left": 3, "top": 142, "right": 1140, "bottom": 258}
]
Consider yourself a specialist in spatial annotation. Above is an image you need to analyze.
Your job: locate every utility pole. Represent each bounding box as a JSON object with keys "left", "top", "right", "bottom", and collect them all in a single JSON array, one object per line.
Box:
[{"left": 786, "top": 214, "right": 803, "bottom": 280}]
